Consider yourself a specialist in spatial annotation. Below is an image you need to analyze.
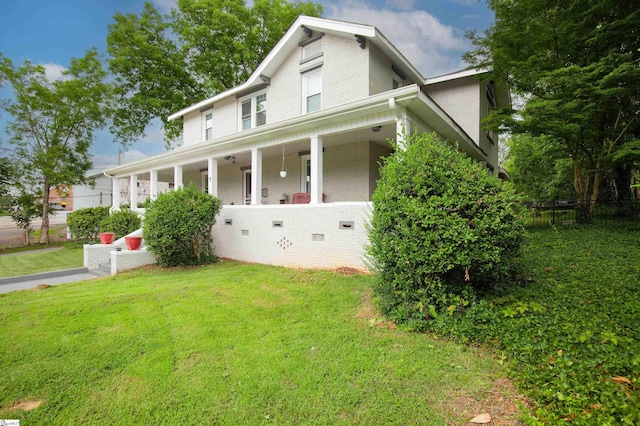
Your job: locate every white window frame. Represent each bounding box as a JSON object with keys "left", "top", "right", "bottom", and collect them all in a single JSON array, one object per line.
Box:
[
  {"left": 202, "top": 109, "right": 213, "bottom": 141},
  {"left": 238, "top": 91, "right": 267, "bottom": 131},
  {"left": 302, "top": 69, "right": 322, "bottom": 113}
]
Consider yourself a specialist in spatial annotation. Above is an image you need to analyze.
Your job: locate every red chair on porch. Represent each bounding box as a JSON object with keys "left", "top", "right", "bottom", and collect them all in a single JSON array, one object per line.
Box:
[{"left": 291, "top": 192, "right": 326, "bottom": 204}]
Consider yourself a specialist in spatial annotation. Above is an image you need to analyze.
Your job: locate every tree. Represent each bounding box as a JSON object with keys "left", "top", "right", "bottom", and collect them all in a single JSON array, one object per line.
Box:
[
  {"left": 466, "top": 0, "right": 640, "bottom": 206},
  {"left": 0, "top": 157, "right": 12, "bottom": 198},
  {"left": 10, "top": 191, "right": 44, "bottom": 246},
  {"left": 0, "top": 49, "right": 112, "bottom": 243},
  {"left": 107, "top": 0, "right": 322, "bottom": 148},
  {"left": 504, "top": 134, "right": 574, "bottom": 202}
]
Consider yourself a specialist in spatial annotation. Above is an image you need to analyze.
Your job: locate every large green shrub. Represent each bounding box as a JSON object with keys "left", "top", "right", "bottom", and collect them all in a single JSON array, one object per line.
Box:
[
  {"left": 143, "top": 185, "right": 222, "bottom": 267},
  {"left": 367, "top": 132, "right": 524, "bottom": 330},
  {"left": 99, "top": 208, "right": 141, "bottom": 239},
  {"left": 67, "top": 206, "right": 110, "bottom": 242}
]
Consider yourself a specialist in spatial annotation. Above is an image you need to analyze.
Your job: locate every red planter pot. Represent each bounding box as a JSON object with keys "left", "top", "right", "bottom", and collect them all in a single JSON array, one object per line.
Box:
[
  {"left": 99, "top": 232, "right": 115, "bottom": 244},
  {"left": 125, "top": 235, "right": 143, "bottom": 250}
]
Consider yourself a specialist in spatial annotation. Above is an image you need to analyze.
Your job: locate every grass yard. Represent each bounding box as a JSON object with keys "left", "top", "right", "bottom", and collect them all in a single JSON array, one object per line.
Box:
[
  {"left": 0, "top": 261, "right": 523, "bottom": 425},
  {"left": 0, "top": 244, "right": 84, "bottom": 278},
  {"left": 440, "top": 225, "right": 640, "bottom": 424}
]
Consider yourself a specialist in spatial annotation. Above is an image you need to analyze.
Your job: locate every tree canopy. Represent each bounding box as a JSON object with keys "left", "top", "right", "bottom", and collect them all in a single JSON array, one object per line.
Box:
[
  {"left": 0, "top": 49, "right": 111, "bottom": 243},
  {"left": 466, "top": 0, "right": 640, "bottom": 204},
  {"left": 107, "top": 0, "right": 322, "bottom": 148}
]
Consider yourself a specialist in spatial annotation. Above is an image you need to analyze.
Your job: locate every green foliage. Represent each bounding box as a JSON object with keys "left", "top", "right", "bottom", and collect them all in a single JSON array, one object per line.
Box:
[
  {"left": 0, "top": 49, "right": 111, "bottom": 243},
  {"left": 9, "top": 192, "right": 44, "bottom": 246},
  {"left": 143, "top": 185, "right": 221, "bottom": 267},
  {"left": 466, "top": 0, "right": 640, "bottom": 204},
  {"left": 367, "top": 132, "right": 525, "bottom": 330},
  {"left": 107, "top": 0, "right": 322, "bottom": 148},
  {"left": 0, "top": 157, "right": 13, "bottom": 198},
  {"left": 99, "top": 208, "right": 141, "bottom": 239},
  {"left": 67, "top": 207, "right": 110, "bottom": 242},
  {"left": 434, "top": 226, "right": 640, "bottom": 424},
  {"left": 504, "top": 134, "right": 574, "bottom": 202}
]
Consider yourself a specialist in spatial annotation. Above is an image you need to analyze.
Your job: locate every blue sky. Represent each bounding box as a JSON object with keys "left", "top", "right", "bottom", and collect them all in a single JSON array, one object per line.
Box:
[{"left": 0, "top": 0, "right": 493, "bottom": 168}]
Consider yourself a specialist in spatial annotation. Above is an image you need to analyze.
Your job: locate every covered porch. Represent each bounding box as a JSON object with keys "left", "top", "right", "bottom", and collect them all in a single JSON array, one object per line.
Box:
[{"left": 102, "top": 85, "right": 483, "bottom": 270}]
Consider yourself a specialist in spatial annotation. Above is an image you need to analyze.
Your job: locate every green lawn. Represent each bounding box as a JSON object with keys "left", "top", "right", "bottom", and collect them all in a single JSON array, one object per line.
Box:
[
  {"left": 440, "top": 225, "right": 640, "bottom": 424},
  {"left": 0, "top": 244, "right": 84, "bottom": 278},
  {"left": 0, "top": 261, "right": 522, "bottom": 425}
]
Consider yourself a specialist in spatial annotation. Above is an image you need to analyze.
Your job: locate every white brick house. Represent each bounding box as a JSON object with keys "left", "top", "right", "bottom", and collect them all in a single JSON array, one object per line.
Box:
[{"left": 102, "top": 16, "right": 509, "bottom": 270}]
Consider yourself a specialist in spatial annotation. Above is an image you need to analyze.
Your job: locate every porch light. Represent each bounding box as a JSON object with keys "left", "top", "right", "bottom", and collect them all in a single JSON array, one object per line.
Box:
[
  {"left": 371, "top": 126, "right": 382, "bottom": 132},
  {"left": 280, "top": 145, "right": 287, "bottom": 178},
  {"left": 224, "top": 155, "right": 236, "bottom": 163}
]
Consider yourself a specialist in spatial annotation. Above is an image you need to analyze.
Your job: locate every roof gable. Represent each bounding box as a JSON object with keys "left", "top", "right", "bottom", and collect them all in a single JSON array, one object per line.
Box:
[{"left": 168, "top": 16, "right": 426, "bottom": 121}]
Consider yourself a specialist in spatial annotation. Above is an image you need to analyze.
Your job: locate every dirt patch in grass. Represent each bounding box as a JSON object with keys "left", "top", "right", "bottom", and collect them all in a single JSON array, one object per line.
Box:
[
  {"left": 445, "top": 377, "right": 529, "bottom": 425},
  {"left": 8, "top": 400, "right": 43, "bottom": 411},
  {"left": 34, "top": 284, "right": 51, "bottom": 290},
  {"left": 334, "top": 266, "right": 367, "bottom": 276}
]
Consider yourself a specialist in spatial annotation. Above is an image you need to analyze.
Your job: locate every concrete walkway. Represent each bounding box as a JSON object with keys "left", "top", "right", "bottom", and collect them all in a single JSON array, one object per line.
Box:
[{"left": 0, "top": 268, "right": 100, "bottom": 294}]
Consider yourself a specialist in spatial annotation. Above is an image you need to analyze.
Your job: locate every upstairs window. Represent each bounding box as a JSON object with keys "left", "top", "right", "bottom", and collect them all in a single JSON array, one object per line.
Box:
[
  {"left": 303, "top": 70, "right": 321, "bottom": 113},
  {"left": 241, "top": 100, "right": 251, "bottom": 130},
  {"left": 202, "top": 110, "right": 213, "bottom": 140},
  {"left": 256, "top": 93, "right": 266, "bottom": 126},
  {"left": 239, "top": 92, "right": 267, "bottom": 130}
]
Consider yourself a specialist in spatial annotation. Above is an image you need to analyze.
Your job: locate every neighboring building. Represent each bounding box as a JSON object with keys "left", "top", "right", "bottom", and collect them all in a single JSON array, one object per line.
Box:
[
  {"left": 102, "top": 16, "right": 510, "bottom": 270},
  {"left": 71, "top": 171, "right": 112, "bottom": 211},
  {"left": 48, "top": 185, "right": 73, "bottom": 211},
  {"left": 72, "top": 170, "right": 172, "bottom": 211}
]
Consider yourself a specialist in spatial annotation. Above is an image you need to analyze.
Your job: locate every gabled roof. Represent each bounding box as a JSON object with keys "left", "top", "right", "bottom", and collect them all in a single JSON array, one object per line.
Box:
[{"left": 168, "top": 15, "right": 426, "bottom": 121}]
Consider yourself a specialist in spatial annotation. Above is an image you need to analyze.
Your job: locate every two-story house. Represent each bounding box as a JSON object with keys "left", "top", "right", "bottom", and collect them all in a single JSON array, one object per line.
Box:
[{"left": 102, "top": 16, "right": 509, "bottom": 270}]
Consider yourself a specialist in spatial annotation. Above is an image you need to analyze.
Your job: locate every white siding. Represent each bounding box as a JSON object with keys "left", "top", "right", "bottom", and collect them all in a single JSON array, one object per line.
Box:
[
  {"left": 182, "top": 110, "right": 201, "bottom": 147},
  {"left": 425, "top": 77, "right": 480, "bottom": 146},
  {"left": 212, "top": 203, "right": 372, "bottom": 270},
  {"left": 322, "top": 33, "right": 369, "bottom": 108},
  {"left": 369, "top": 43, "right": 393, "bottom": 95},
  {"left": 268, "top": 45, "right": 304, "bottom": 122}
]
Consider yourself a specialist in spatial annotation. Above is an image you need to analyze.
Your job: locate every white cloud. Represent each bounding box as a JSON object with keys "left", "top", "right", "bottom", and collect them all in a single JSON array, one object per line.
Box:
[
  {"left": 384, "top": 0, "right": 416, "bottom": 11},
  {"left": 40, "top": 63, "right": 67, "bottom": 82},
  {"left": 152, "top": 0, "right": 177, "bottom": 12},
  {"left": 140, "top": 126, "right": 165, "bottom": 145},
  {"left": 324, "top": 0, "right": 470, "bottom": 77},
  {"left": 91, "top": 150, "right": 150, "bottom": 168}
]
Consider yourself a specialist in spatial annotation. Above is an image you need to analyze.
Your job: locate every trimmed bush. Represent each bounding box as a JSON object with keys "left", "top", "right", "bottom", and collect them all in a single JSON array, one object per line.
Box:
[
  {"left": 143, "top": 185, "right": 222, "bottom": 267},
  {"left": 67, "top": 206, "right": 110, "bottom": 242},
  {"left": 99, "top": 208, "right": 141, "bottom": 239},
  {"left": 367, "top": 132, "right": 524, "bottom": 330}
]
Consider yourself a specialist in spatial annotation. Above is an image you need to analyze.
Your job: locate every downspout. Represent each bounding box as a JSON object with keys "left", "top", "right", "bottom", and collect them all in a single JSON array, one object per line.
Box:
[
  {"left": 103, "top": 171, "right": 118, "bottom": 213},
  {"left": 389, "top": 97, "right": 408, "bottom": 148}
]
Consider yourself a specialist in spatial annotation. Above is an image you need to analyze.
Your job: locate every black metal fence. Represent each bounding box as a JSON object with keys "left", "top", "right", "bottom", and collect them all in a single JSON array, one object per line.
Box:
[{"left": 526, "top": 200, "right": 640, "bottom": 227}]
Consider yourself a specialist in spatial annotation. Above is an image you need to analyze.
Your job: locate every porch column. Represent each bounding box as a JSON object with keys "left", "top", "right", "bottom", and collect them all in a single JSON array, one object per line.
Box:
[
  {"left": 150, "top": 169, "right": 158, "bottom": 200},
  {"left": 130, "top": 174, "right": 138, "bottom": 209},
  {"left": 310, "top": 135, "right": 324, "bottom": 204},
  {"left": 174, "top": 165, "right": 183, "bottom": 189},
  {"left": 395, "top": 106, "right": 411, "bottom": 150},
  {"left": 207, "top": 158, "right": 218, "bottom": 197},
  {"left": 112, "top": 177, "right": 121, "bottom": 210},
  {"left": 251, "top": 149, "right": 262, "bottom": 205}
]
